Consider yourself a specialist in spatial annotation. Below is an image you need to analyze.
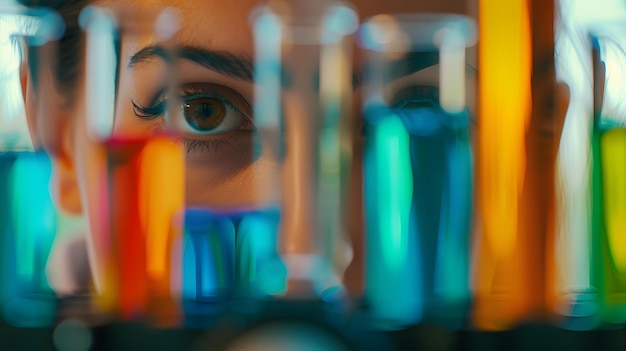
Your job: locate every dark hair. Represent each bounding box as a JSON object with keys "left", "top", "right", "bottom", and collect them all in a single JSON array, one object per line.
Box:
[{"left": 18, "top": 0, "right": 89, "bottom": 100}]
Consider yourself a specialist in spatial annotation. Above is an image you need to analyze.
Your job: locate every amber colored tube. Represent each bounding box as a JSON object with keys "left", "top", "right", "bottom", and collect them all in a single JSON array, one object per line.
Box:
[
  {"left": 139, "top": 137, "right": 185, "bottom": 326},
  {"left": 96, "top": 136, "right": 184, "bottom": 323},
  {"left": 474, "top": 0, "right": 533, "bottom": 330}
]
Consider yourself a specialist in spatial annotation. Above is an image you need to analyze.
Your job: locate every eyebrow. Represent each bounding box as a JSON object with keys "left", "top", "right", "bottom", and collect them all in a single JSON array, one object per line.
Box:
[
  {"left": 358, "top": 51, "right": 440, "bottom": 85},
  {"left": 389, "top": 51, "right": 440, "bottom": 81},
  {"left": 128, "top": 45, "right": 254, "bottom": 82}
]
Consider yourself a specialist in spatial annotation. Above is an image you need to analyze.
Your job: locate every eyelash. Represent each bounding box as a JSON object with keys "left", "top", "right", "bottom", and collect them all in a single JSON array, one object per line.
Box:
[{"left": 131, "top": 84, "right": 252, "bottom": 153}]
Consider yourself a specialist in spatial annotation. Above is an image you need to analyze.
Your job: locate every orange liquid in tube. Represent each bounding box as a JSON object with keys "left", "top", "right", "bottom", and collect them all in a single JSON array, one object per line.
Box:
[
  {"left": 96, "top": 136, "right": 184, "bottom": 323},
  {"left": 474, "top": 0, "right": 536, "bottom": 330}
]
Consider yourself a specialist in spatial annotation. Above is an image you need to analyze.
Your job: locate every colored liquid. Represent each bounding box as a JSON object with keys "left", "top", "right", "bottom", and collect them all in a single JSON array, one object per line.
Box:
[
  {"left": 594, "top": 127, "right": 626, "bottom": 326},
  {"left": 474, "top": 0, "right": 534, "bottom": 330},
  {"left": 235, "top": 210, "right": 285, "bottom": 298},
  {"left": 0, "top": 151, "right": 57, "bottom": 327},
  {"left": 96, "top": 137, "right": 184, "bottom": 323},
  {"left": 181, "top": 208, "right": 285, "bottom": 327},
  {"left": 364, "top": 108, "right": 472, "bottom": 330},
  {"left": 182, "top": 209, "right": 235, "bottom": 306}
]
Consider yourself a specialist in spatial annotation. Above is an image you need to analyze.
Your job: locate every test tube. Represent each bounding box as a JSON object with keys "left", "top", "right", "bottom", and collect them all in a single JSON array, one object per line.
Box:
[
  {"left": 587, "top": 21, "right": 626, "bottom": 327},
  {"left": 551, "top": 9, "right": 598, "bottom": 330},
  {"left": 0, "top": 5, "right": 63, "bottom": 327},
  {"left": 359, "top": 14, "right": 476, "bottom": 329},
  {"left": 250, "top": 0, "right": 358, "bottom": 300},
  {"left": 178, "top": 208, "right": 235, "bottom": 328},
  {"left": 79, "top": 5, "right": 184, "bottom": 324},
  {"left": 473, "top": 0, "right": 542, "bottom": 330}
]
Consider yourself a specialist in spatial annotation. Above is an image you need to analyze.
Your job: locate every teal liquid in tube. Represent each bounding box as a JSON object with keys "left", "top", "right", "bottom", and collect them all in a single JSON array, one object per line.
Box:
[
  {"left": 0, "top": 151, "right": 57, "bottom": 327},
  {"left": 408, "top": 110, "right": 472, "bottom": 325},
  {"left": 0, "top": 7, "right": 62, "bottom": 327},
  {"left": 235, "top": 209, "right": 286, "bottom": 299},
  {"left": 360, "top": 14, "right": 475, "bottom": 330},
  {"left": 364, "top": 111, "right": 421, "bottom": 328},
  {"left": 363, "top": 106, "right": 472, "bottom": 329}
]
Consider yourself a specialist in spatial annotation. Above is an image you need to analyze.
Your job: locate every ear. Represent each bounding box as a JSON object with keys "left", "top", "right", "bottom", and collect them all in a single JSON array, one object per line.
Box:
[{"left": 20, "top": 45, "right": 83, "bottom": 215}]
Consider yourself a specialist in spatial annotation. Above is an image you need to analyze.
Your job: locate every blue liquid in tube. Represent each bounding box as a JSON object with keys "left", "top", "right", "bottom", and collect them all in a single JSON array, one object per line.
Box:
[
  {"left": 181, "top": 208, "right": 235, "bottom": 327},
  {"left": 181, "top": 208, "right": 287, "bottom": 325},
  {"left": 0, "top": 151, "right": 57, "bottom": 327}
]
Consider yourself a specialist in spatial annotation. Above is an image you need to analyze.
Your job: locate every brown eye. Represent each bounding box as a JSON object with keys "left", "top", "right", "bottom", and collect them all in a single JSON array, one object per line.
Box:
[{"left": 183, "top": 98, "right": 227, "bottom": 132}]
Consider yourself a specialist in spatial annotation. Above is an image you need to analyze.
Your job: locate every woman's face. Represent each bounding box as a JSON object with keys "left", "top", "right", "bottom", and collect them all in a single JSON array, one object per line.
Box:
[{"left": 62, "top": 0, "right": 470, "bottom": 292}]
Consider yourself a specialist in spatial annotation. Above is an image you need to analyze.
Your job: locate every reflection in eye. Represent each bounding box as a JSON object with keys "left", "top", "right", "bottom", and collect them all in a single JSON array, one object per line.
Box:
[{"left": 131, "top": 83, "right": 255, "bottom": 153}]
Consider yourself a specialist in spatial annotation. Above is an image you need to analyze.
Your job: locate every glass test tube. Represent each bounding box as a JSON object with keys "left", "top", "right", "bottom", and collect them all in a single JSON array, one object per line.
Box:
[
  {"left": 589, "top": 22, "right": 626, "bottom": 327},
  {"left": 0, "top": 6, "right": 63, "bottom": 327},
  {"left": 79, "top": 5, "right": 184, "bottom": 325},
  {"left": 177, "top": 207, "right": 282, "bottom": 327},
  {"left": 178, "top": 208, "right": 234, "bottom": 327},
  {"left": 359, "top": 14, "right": 476, "bottom": 329},
  {"left": 251, "top": 0, "right": 358, "bottom": 300},
  {"left": 551, "top": 8, "right": 597, "bottom": 330}
]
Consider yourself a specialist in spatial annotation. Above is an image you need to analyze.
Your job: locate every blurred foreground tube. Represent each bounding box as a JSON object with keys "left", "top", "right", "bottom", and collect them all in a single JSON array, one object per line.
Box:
[
  {"left": 473, "top": 0, "right": 536, "bottom": 330},
  {"left": 80, "top": 5, "right": 184, "bottom": 325},
  {"left": 0, "top": 6, "right": 63, "bottom": 327},
  {"left": 359, "top": 13, "right": 476, "bottom": 329},
  {"left": 251, "top": 0, "right": 357, "bottom": 300},
  {"left": 590, "top": 22, "right": 626, "bottom": 327}
]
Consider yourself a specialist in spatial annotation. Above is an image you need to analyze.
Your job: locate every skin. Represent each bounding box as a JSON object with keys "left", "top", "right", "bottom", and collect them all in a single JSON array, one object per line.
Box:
[{"left": 23, "top": 0, "right": 472, "bottom": 294}]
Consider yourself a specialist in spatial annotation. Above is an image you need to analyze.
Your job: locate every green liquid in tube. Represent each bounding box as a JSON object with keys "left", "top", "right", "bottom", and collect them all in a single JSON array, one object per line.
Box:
[{"left": 594, "top": 127, "right": 626, "bottom": 326}]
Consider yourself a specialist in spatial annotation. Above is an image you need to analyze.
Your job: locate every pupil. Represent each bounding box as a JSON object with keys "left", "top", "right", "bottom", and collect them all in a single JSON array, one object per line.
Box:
[
  {"left": 199, "top": 104, "right": 214, "bottom": 118},
  {"left": 184, "top": 98, "right": 225, "bottom": 131}
]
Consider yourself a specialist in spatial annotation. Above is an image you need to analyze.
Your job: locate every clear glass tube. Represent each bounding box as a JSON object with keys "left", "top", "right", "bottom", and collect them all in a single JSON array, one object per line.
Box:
[
  {"left": 551, "top": 3, "right": 597, "bottom": 330},
  {"left": 0, "top": 5, "right": 63, "bottom": 327},
  {"left": 359, "top": 13, "right": 476, "bottom": 329},
  {"left": 251, "top": 0, "right": 358, "bottom": 300}
]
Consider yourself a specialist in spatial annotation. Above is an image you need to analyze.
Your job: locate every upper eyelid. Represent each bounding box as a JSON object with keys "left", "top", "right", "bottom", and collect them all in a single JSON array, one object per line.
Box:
[
  {"left": 131, "top": 83, "right": 254, "bottom": 121},
  {"left": 131, "top": 98, "right": 165, "bottom": 120}
]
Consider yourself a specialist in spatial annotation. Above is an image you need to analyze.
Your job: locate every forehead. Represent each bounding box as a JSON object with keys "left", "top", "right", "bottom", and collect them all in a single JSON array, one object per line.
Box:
[{"left": 104, "top": 0, "right": 469, "bottom": 51}]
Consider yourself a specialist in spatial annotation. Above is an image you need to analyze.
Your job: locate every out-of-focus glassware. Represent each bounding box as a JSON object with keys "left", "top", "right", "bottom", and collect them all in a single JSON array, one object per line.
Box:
[
  {"left": 250, "top": 0, "right": 358, "bottom": 301},
  {"left": 472, "top": 0, "right": 545, "bottom": 331},
  {"left": 359, "top": 13, "right": 476, "bottom": 330},
  {"left": 0, "top": 4, "right": 63, "bottom": 327},
  {"left": 588, "top": 21, "right": 626, "bottom": 328},
  {"left": 78, "top": 4, "right": 185, "bottom": 325}
]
